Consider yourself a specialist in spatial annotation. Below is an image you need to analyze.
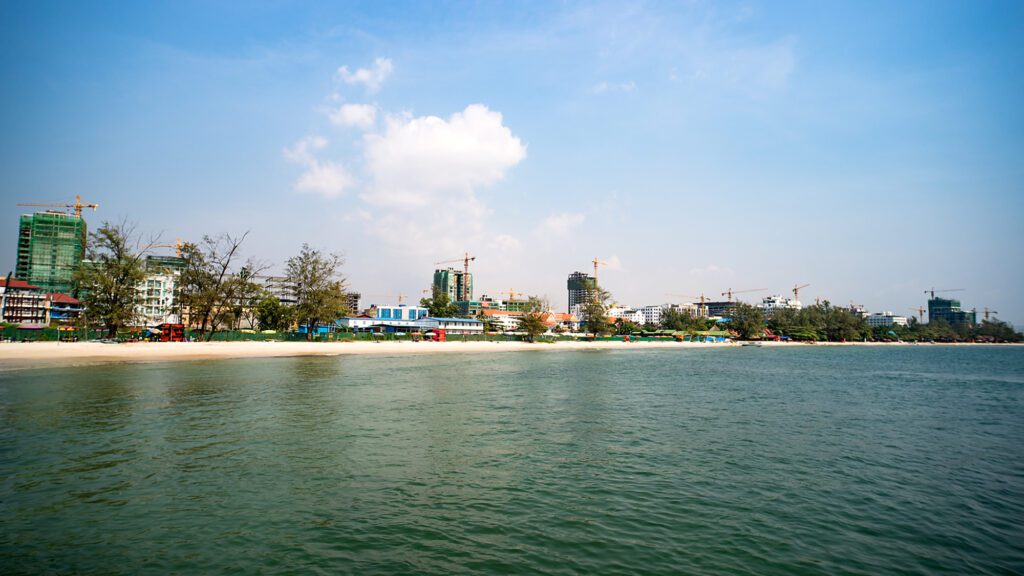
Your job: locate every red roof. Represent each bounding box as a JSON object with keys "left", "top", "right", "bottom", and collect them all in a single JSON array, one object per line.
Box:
[
  {"left": 480, "top": 309, "right": 525, "bottom": 317},
  {"left": 0, "top": 278, "right": 40, "bottom": 290},
  {"left": 48, "top": 293, "right": 81, "bottom": 305}
]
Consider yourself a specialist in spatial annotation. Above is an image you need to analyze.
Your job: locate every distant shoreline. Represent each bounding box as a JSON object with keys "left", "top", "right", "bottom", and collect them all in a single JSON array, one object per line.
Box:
[{"left": 0, "top": 340, "right": 1020, "bottom": 371}]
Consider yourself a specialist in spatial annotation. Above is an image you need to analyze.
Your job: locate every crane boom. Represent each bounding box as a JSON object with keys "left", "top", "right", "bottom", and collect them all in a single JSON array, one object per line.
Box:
[
  {"left": 924, "top": 287, "right": 965, "bottom": 299},
  {"left": 17, "top": 195, "right": 99, "bottom": 217},
  {"left": 721, "top": 287, "right": 767, "bottom": 302},
  {"left": 792, "top": 283, "right": 810, "bottom": 302},
  {"left": 434, "top": 252, "right": 476, "bottom": 274},
  {"left": 592, "top": 257, "right": 608, "bottom": 288}
]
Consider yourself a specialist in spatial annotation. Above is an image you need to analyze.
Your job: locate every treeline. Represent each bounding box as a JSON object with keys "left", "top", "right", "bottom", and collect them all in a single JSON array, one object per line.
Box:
[
  {"left": 700, "top": 302, "right": 1021, "bottom": 342},
  {"left": 73, "top": 221, "right": 351, "bottom": 340}
]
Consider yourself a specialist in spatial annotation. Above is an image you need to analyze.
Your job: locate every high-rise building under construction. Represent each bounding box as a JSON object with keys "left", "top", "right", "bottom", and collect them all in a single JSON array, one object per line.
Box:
[
  {"left": 433, "top": 268, "right": 473, "bottom": 302},
  {"left": 15, "top": 211, "right": 87, "bottom": 294},
  {"left": 567, "top": 271, "right": 596, "bottom": 309}
]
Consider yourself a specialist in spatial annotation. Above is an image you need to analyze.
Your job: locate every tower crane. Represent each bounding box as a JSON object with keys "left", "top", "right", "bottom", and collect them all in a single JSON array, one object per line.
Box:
[
  {"left": 500, "top": 289, "right": 523, "bottom": 301},
  {"left": 434, "top": 252, "right": 476, "bottom": 274},
  {"left": 666, "top": 292, "right": 707, "bottom": 317},
  {"left": 721, "top": 287, "right": 767, "bottom": 302},
  {"left": 144, "top": 238, "right": 185, "bottom": 258},
  {"left": 982, "top": 307, "right": 998, "bottom": 321},
  {"left": 792, "top": 283, "right": 810, "bottom": 302},
  {"left": 17, "top": 195, "right": 99, "bottom": 217},
  {"left": 592, "top": 257, "right": 608, "bottom": 288},
  {"left": 908, "top": 307, "right": 926, "bottom": 323},
  {"left": 924, "top": 287, "right": 964, "bottom": 299}
]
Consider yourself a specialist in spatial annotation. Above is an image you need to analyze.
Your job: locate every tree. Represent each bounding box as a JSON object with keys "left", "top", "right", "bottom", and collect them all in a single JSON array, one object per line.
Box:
[
  {"left": 661, "top": 307, "right": 709, "bottom": 331},
  {"left": 615, "top": 318, "right": 641, "bottom": 335},
  {"left": 419, "top": 285, "right": 460, "bottom": 318},
  {"left": 73, "top": 221, "right": 147, "bottom": 337},
  {"left": 255, "top": 296, "right": 293, "bottom": 331},
  {"left": 727, "top": 302, "right": 765, "bottom": 340},
  {"left": 286, "top": 244, "right": 350, "bottom": 340},
  {"left": 232, "top": 263, "right": 267, "bottom": 330},
  {"left": 520, "top": 313, "right": 548, "bottom": 342},
  {"left": 582, "top": 287, "right": 612, "bottom": 336},
  {"left": 178, "top": 232, "right": 251, "bottom": 340}
]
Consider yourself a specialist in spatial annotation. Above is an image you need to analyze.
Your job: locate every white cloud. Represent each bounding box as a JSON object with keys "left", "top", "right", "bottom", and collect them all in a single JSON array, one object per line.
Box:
[
  {"left": 688, "top": 263, "right": 735, "bottom": 277},
  {"left": 493, "top": 234, "right": 522, "bottom": 252},
  {"left": 283, "top": 136, "right": 353, "bottom": 198},
  {"left": 337, "top": 57, "right": 393, "bottom": 94},
  {"left": 539, "top": 212, "right": 585, "bottom": 236},
  {"left": 329, "top": 103, "right": 377, "bottom": 129},
  {"left": 362, "top": 104, "right": 527, "bottom": 207},
  {"left": 592, "top": 80, "right": 637, "bottom": 94}
]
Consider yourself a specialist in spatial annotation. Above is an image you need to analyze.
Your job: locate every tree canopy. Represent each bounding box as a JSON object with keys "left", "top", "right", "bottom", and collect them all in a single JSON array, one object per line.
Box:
[
  {"left": 286, "top": 244, "right": 350, "bottom": 340},
  {"left": 73, "top": 221, "right": 147, "bottom": 337}
]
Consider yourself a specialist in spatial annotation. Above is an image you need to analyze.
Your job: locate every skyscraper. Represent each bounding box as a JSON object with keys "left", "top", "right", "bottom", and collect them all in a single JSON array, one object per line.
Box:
[
  {"left": 928, "top": 297, "right": 976, "bottom": 327},
  {"left": 15, "top": 211, "right": 87, "bottom": 294},
  {"left": 433, "top": 268, "right": 473, "bottom": 302},
  {"left": 567, "top": 271, "right": 595, "bottom": 309}
]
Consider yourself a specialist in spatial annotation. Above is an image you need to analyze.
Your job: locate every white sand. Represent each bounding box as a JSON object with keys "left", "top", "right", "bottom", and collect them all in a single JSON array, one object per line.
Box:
[
  {"left": 0, "top": 339, "right": 734, "bottom": 368},
  {"left": 0, "top": 339, "right": 1014, "bottom": 370}
]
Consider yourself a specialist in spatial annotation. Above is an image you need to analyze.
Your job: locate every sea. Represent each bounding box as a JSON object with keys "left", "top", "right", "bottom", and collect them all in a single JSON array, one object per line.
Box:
[{"left": 1, "top": 346, "right": 1022, "bottom": 575}]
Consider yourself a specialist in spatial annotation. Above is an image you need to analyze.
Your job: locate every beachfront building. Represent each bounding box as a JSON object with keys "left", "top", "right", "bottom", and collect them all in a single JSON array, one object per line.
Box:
[
  {"left": 0, "top": 278, "right": 47, "bottom": 325},
  {"left": 758, "top": 295, "right": 803, "bottom": 313},
  {"left": 259, "top": 275, "right": 297, "bottom": 306},
  {"left": 480, "top": 309, "right": 525, "bottom": 331},
  {"left": 434, "top": 268, "right": 473, "bottom": 302},
  {"left": 567, "top": 272, "right": 595, "bottom": 310},
  {"left": 431, "top": 317, "right": 484, "bottom": 335},
  {"left": 928, "top": 297, "right": 975, "bottom": 327},
  {"left": 135, "top": 256, "right": 186, "bottom": 327},
  {"left": 47, "top": 293, "right": 83, "bottom": 324},
  {"left": 16, "top": 210, "right": 87, "bottom": 294},
  {"left": 865, "top": 312, "right": 909, "bottom": 327},
  {"left": 540, "top": 311, "right": 579, "bottom": 332}
]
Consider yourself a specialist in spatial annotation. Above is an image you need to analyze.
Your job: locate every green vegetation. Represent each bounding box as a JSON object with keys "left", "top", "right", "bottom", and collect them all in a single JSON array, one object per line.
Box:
[
  {"left": 582, "top": 287, "right": 612, "bottom": 336},
  {"left": 255, "top": 296, "right": 293, "bottom": 331},
  {"left": 73, "top": 221, "right": 146, "bottom": 337},
  {"left": 419, "top": 286, "right": 460, "bottom": 318},
  {"left": 286, "top": 244, "right": 350, "bottom": 341}
]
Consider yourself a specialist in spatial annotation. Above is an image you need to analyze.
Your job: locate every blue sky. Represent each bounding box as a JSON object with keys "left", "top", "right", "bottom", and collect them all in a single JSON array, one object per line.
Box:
[{"left": 2, "top": 1, "right": 1022, "bottom": 322}]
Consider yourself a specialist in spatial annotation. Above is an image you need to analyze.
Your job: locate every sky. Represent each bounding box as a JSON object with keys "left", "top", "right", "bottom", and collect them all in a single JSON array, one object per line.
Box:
[{"left": 1, "top": 1, "right": 1022, "bottom": 323}]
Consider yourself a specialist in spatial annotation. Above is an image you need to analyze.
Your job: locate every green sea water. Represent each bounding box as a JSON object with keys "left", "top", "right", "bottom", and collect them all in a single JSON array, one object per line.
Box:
[{"left": 1, "top": 347, "right": 1022, "bottom": 575}]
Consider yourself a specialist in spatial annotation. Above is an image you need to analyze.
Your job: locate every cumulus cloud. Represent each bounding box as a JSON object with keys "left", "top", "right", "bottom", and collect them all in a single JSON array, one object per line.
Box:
[
  {"left": 539, "top": 212, "right": 585, "bottom": 236},
  {"left": 338, "top": 57, "right": 393, "bottom": 93},
  {"left": 362, "top": 104, "right": 527, "bottom": 207},
  {"left": 283, "top": 136, "right": 354, "bottom": 198},
  {"left": 592, "top": 80, "right": 637, "bottom": 93},
  {"left": 329, "top": 103, "right": 377, "bottom": 129}
]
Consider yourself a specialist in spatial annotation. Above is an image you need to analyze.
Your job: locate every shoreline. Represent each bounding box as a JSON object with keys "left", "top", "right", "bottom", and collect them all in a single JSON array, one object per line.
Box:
[{"left": 0, "top": 340, "right": 1020, "bottom": 371}]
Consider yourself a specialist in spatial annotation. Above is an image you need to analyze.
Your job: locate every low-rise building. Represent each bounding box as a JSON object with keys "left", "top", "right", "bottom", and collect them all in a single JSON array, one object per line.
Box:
[
  {"left": 758, "top": 295, "right": 802, "bottom": 313},
  {"left": 865, "top": 312, "right": 909, "bottom": 327},
  {"left": 47, "top": 293, "right": 83, "bottom": 324},
  {"left": 480, "top": 309, "right": 525, "bottom": 331},
  {"left": 0, "top": 278, "right": 46, "bottom": 324},
  {"left": 540, "top": 312, "right": 579, "bottom": 332}
]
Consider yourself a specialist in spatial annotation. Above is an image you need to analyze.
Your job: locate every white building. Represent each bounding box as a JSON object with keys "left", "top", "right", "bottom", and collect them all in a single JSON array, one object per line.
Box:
[
  {"left": 480, "top": 309, "right": 524, "bottom": 331},
  {"left": 136, "top": 270, "right": 180, "bottom": 326},
  {"left": 759, "top": 295, "right": 802, "bottom": 313},
  {"left": 639, "top": 305, "right": 664, "bottom": 326},
  {"left": 865, "top": 312, "right": 908, "bottom": 327}
]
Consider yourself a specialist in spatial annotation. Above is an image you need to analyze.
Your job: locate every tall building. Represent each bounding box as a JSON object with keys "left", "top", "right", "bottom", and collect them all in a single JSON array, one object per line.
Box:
[
  {"left": 567, "top": 271, "right": 595, "bottom": 309},
  {"left": 345, "top": 292, "right": 361, "bottom": 314},
  {"left": 433, "top": 268, "right": 473, "bottom": 302},
  {"left": 928, "top": 297, "right": 975, "bottom": 327},
  {"left": 136, "top": 256, "right": 186, "bottom": 326},
  {"left": 15, "top": 211, "right": 87, "bottom": 294}
]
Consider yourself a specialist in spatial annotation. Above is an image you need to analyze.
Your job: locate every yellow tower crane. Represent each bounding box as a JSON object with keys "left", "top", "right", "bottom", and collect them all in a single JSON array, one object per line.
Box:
[
  {"left": 17, "top": 194, "right": 99, "bottom": 217},
  {"left": 721, "top": 287, "right": 767, "bottom": 302}
]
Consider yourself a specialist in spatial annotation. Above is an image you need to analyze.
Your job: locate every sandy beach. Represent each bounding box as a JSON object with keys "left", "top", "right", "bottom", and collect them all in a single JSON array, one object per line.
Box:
[
  {"left": 0, "top": 339, "right": 735, "bottom": 369},
  {"left": 1, "top": 339, "right": 1017, "bottom": 370}
]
